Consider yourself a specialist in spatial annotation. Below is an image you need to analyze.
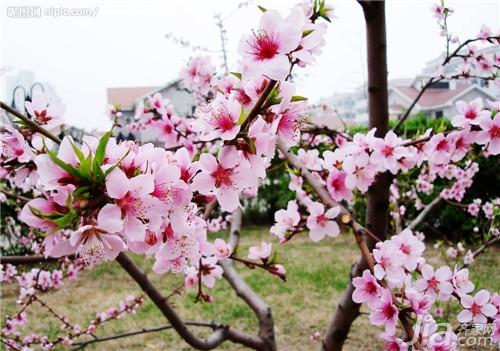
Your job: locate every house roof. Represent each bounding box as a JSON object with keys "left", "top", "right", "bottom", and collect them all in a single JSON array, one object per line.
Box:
[
  {"left": 107, "top": 86, "right": 158, "bottom": 110},
  {"left": 395, "top": 85, "right": 472, "bottom": 108}
]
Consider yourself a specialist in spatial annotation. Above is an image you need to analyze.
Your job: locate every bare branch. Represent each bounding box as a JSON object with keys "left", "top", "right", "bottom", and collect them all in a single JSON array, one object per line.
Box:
[
  {"left": 71, "top": 322, "right": 218, "bottom": 351},
  {"left": 406, "top": 196, "right": 443, "bottom": 231},
  {"left": 220, "top": 208, "right": 276, "bottom": 350},
  {"left": 115, "top": 252, "right": 264, "bottom": 350},
  {"left": 0, "top": 255, "right": 74, "bottom": 265},
  {"left": 459, "top": 236, "right": 500, "bottom": 270}
]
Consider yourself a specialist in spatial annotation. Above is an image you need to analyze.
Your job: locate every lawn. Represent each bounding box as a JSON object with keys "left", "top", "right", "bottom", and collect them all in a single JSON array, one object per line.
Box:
[{"left": 1, "top": 227, "right": 499, "bottom": 351}]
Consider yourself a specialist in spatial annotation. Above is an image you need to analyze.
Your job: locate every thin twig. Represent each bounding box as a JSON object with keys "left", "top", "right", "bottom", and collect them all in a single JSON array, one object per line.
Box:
[{"left": 0, "top": 101, "right": 61, "bottom": 144}]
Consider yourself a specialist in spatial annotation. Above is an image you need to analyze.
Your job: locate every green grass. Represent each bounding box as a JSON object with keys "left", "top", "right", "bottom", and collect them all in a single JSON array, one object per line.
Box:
[{"left": 1, "top": 227, "right": 499, "bottom": 351}]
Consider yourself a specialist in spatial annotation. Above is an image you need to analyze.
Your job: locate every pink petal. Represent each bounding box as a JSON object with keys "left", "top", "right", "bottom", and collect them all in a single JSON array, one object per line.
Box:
[
  {"left": 106, "top": 169, "right": 130, "bottom": 199},
  {"left": 457, "top": 309, "right": 472, "bottom": 323},
  {"left": 97, "top": 204, "right": 123, "bottom": 233}
]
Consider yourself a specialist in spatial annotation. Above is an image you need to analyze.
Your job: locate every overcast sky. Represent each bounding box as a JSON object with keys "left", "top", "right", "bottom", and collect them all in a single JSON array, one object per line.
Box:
[{"left": 1, "top": 0, "right": 499, "bottom": 131}]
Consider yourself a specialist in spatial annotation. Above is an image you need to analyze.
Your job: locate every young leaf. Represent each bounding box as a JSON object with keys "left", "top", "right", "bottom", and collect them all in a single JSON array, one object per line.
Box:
[
  {"left": 230, "top": 72, "right": 242, "bottom": 80},
  {"left": 291, "top": 95, "right": 308, "bottom": 102},
  {"left": 257, "top": 5, "right": 267, "bottom": 13},
  {"left": 94, "top": 131, "right": 112, "bottom": 167},
  {"left": 47, "top": 149, "right": 82, "bottom": 180}
]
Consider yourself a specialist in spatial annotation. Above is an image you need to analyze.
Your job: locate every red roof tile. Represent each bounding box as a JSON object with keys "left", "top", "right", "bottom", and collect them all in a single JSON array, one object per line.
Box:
[
  {"left": 107, "top": 86, "right": 158, "bottom": 109},
  {"left": 394, "top": 85, "right": 470, "bottom": 108}
]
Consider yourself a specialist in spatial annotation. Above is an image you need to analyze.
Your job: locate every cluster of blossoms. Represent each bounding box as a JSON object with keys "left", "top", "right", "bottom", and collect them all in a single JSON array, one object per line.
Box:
[
  {"left": 268, "top": 98, "right": 500, "bottom": 242},
  {"left": 350, "top": 229, "right": 500, "bottom": 350},
  {"left": 0, "top": 1, "right": 499, "bottom": 349},
  {"left": 2, "top": 294, "right": 143, "bottom": 351},
  {"left": 0, "top": 1, "right": 333, "bottom": 300}
]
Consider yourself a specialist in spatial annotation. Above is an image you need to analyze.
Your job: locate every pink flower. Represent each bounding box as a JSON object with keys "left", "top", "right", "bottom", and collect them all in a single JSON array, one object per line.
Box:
[
  {"left": 238, "top": 9, "right": 303, "bottom": 80},
  {"left": 431, "top": 4, "right": 446, "bottom": 20},
  {"left": 415, "top": 265, "right": 454, "bottom": 301},
  {"left": 191, "top": 146, "right": 256, "bottom": 212},
  {"left": 154, "top": 117, "right": 179, "bottom": 147},
  {"left": 457, "top": 289, "right": 497, "bottom": 324},
  {"left": 153, "top": 230, "right": 201, "bottom": 274},
  {"left": 405, "top": 288, "right": 431, "bottom": 316},
  {"left": 343, "top": 153, "right": 376, "bottom": 192},
  {"left": 270, "top": 200, "right": 300, "bottom": 238},
  {"left": 213, "top": 239, "right": 232, "bottom": 259},
  {"left": 25, "top": 92, "right": 64, "bottom": 130},
  {"left": 391, "top": 229, "right": 425, "bottom": 271},
  {"left": 106, "top": 169, "right": 161, "bottom": 242},
  {"left": 475, "top": 114, "right": 500, "bottom": 155},
  {"left": 326, "top": 169, "right": 352, "bottom": 202},
  {"left": 451, "top": 267, "right": 474, "bottom": 297},
  {"left": 380, "top": 333, "right": 408, "bottom": 351},
  {"left": 373, "top": 241, "right": 406, "bottom": 287},
  {"left": 54, "top": 204, "right": 125, "bottom": 265},
  {"left": 248, "top": 242, "right": 272, "bottom": 261},
  {"left": 19, "top": 198, "right": 60, "bottom": 233},
  {"left": 199, "top": 256, "right": 223, "bottom": 288},
  {"left": 306, "top": 201, "right": 340, "bottom": 242},
  {"left": 492, "top": 319, "right": 500, "bottom": 343},
  {"left": 297, "top": 149, "right": 322, "bottom": 171},
  {"left": 352, "top": 270, "right": 383, "bottom": 308},
  {"left": 451, "top": 98, "right": 490, "bottom": 127},
  {"left": 370, "top": 131, "right": 408, "bottom": 174},
  {"left": 195, "top": 93, "right": 241, "bottom": 141},
  {"left": 424, "top": 133, "right": 455, "bottom": 165},
  {"left": 180, "top": 55, "right": 215, "bottom": 95},
  {"left": 369, "top": 289, "right": 399, "bottom": 335}
]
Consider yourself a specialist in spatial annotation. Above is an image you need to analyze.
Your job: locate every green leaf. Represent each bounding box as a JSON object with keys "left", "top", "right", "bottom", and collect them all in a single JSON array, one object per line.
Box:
[
  {"left": 257, "top": 5, "right": 267, "bottom": 13},
  {"left": 73, "top": 186, "right": 90, "bottom": 199},
  {"left": 104, "top": 149, "right": 131, "bottom": 177},
  {"left": 268, "top": 250, "right": 279, "bottom": 265},
  {"left": 47, "top": 149, "right": 82, "bottom": 180},
  {"left": 291, "top": 95, "right": 308, "bottom": 102},
  {"left": 230, "top": 72, "right": 242, "bottom": 80},
  {"left": 92, "top": 131, "right": 112, "bottom": 182},
  {"left": 237, "top": 109, "right": 247, "bottom": 126},
  {"left": 69, "top": 141, "right": 86, "bottom": 164},
  {"left": 302, "top": 29, "right": 314, "bottom": 38},
  {"left": 52, "top": 209, "right": 78, "bottom": 230},
  {"left": 94, "top": 131, "right": 112, "bottom": 167},
  {"left": 79, "top": 154, "right": 93, "bottom": 179}
]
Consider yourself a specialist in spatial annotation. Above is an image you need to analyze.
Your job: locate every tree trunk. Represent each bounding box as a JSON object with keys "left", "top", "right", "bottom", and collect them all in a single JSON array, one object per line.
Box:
[{"left": 321, "top": 1, "right": 390, "bottom": 350}]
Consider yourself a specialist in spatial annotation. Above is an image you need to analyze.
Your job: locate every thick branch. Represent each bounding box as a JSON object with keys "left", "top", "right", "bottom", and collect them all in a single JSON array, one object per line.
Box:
[
  {"left": 220, "top": 208, "right": 276, "bottom": 350},
  {"left": 115, "top": 253, "right": 263, "bottom": 350}
]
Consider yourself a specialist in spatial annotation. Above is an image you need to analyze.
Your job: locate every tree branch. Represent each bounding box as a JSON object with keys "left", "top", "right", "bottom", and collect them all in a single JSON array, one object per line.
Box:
[
  {"left": 115, "top": 252, "right": 264, "bottom": 350},
  {"left": 406, "top": 196, "right": 443, "bottom": 231},
  {"left": 220, "top": 208, "right": 276, "bottom": 350},
  {"left": 71, "top": 322, "right": 218, "bottom": 351},
  {"left": 0, "top": 101, "right": 61, "bottom": 144}
]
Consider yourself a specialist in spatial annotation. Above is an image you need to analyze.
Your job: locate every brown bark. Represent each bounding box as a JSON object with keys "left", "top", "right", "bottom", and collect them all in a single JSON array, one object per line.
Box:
[
  {"left": 116, "top": 253, "right": 264, "bottom": 350},
  {"left": 220, "top": 208, "right": 276, "bottom": 351},
  {"left": 322, "top": 2, "right": 390, "bottom": 350}
]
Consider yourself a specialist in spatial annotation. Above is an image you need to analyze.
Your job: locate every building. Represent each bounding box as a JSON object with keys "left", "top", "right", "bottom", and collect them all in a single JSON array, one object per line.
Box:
[
  {"left": 3, "top": 70, "right": 61, "bottom": 114},
  {"left": 324, "top": 45, "right": 500, "bottom": 125},
  {"left": 107, "top": 80, "right": 195, "bottom": 142}
]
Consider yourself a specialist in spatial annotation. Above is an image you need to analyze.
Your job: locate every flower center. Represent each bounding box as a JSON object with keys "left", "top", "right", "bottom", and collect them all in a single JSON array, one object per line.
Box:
[
  {"left": 212, "top": 165, "right": 234, "bottom": 187},
  {"left": 251, "top": 32, "right": 279, "bottom": 60},
  {"left": 464, "top": 108, "right": 477, "bottom": 120}
]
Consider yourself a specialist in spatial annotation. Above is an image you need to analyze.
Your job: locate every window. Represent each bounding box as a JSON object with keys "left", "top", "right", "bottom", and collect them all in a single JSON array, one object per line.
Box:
[
  {"left": 435, "top": 110, "right": 443, "bottom": 118},
  {"left": 432, "top": 81, "right": 450, "bottom": 89}
]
